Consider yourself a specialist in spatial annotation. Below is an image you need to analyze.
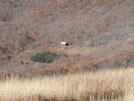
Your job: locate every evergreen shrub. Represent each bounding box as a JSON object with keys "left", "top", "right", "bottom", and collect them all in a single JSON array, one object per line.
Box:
[{"left": 31, "top": 51, "right": 67, "bottom": 63}]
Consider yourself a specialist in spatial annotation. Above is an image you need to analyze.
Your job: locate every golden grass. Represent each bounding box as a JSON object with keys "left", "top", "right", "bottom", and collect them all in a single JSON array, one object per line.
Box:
[{"left": 0, "top": 68, "right": 134, "bottom": 101}]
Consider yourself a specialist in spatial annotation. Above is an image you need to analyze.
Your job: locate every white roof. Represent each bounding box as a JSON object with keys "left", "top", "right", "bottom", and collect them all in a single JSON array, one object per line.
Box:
[{"left": 61, "top": 42, "right": 66, "bottom": 44}]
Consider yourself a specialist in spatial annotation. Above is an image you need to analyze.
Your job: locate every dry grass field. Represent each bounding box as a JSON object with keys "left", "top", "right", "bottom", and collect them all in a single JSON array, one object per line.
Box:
[
  {"left": 0, "top": 0, "right": 133, "bottom": 100},
  {"left": 0, "top": 68, "right": 134, "bottom": 101}
]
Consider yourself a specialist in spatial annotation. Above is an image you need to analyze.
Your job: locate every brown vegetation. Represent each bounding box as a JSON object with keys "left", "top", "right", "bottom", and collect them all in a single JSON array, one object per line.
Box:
[
  {"left": 0, "top": 0, "right": 134, "bottom": 76},
  {"left": 1, "top": 68, "right": 134, "bottom": 101}
]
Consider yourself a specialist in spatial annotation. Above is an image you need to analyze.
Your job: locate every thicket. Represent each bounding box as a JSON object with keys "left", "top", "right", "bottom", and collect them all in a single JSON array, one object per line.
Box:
[{"left": 31, "top": 51, "right": 67, "bottom": 63}]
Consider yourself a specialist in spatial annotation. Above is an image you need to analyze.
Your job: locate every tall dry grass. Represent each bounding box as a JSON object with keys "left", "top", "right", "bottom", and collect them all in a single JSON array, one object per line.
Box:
[{"left": 0, "top": 68, "right": 134, "bottom": 101}]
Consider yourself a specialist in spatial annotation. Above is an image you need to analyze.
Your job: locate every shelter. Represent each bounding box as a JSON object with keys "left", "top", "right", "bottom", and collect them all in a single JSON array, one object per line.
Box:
[{"left": 61, "top": 42, "right": 69, "bottom": 46}]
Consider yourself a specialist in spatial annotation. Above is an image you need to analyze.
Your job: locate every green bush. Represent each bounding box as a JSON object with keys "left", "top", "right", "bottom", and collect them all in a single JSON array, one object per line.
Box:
[
  {"left": 20, "top": 60, "right": 24, "bottom": 65},
  {"left": 31, "top": 51, "right": 66, "bottom": 63}
]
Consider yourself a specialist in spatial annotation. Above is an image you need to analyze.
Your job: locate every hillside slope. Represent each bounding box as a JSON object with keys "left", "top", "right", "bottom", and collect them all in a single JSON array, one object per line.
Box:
[{"left": 0, "top": 0, "right": 134, "bottom": 75}]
